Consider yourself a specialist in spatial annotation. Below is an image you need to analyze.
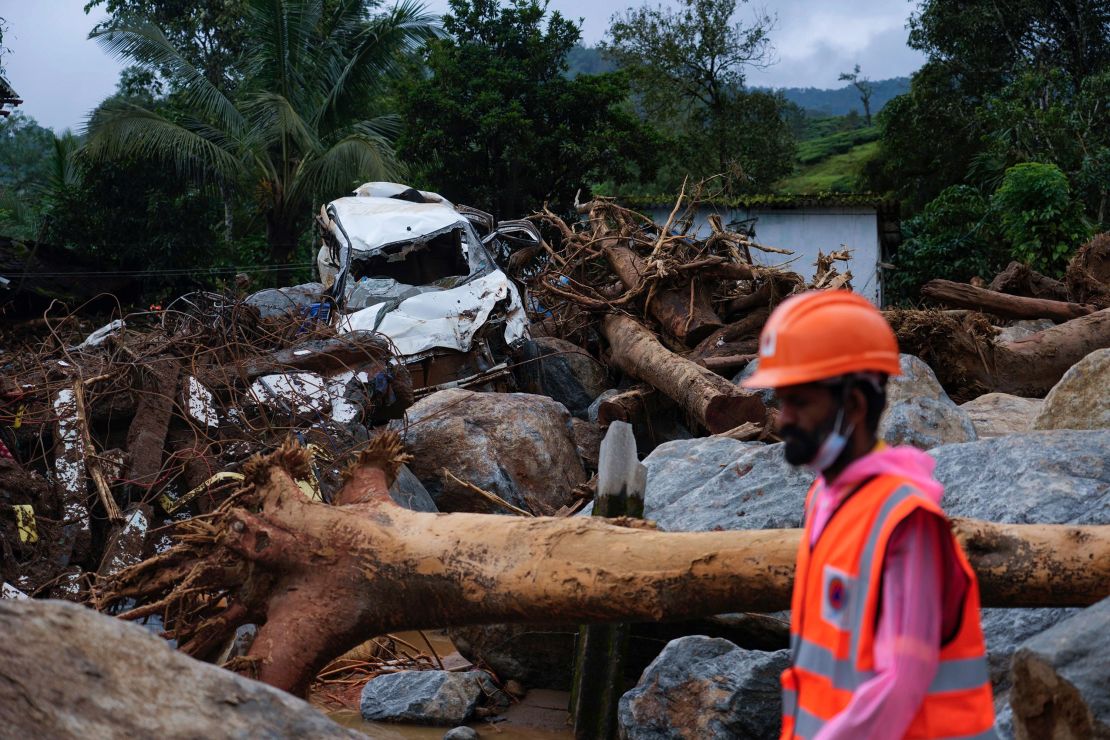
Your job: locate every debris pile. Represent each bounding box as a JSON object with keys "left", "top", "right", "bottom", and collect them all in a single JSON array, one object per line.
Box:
[
  {"left": 520, "top": 192, "right": 850, "bottom": 439},
  {"left": 0, "top": 299, "right": 411, "bottom": 603},
  {"left": 1, "top": 185, "right": 1108, "bottom": 739}
]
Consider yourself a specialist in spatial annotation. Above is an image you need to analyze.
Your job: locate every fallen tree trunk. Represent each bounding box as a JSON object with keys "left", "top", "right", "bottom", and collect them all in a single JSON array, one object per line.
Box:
[
  {"left": 890, "top": 307, "right": 1110, "bottom": 399},
  {"left": 922, "top": 279, "right": 1093, "bottom": 322},
  {"left": 604, "top": 244, "right": 722, "bottom": 346},
  {"left": 100, "top": 437, "right": 1110, "bottom": 698},
  {"left": 601, "top": 313, "right": 766, "bottom": 433},
  {"left": 988, "top": 261, "right": 1069, "bottom": 302}
]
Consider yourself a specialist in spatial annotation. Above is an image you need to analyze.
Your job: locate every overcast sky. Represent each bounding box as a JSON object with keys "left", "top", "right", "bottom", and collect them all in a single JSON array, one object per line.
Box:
[{"left": 3, "top": 0, "right": 927, "bottom": 133}]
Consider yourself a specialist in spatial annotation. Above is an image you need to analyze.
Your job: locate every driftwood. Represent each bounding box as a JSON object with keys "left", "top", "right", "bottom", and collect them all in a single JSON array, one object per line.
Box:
[
  {"left": 1066, "top": 233, "right": 1110, "bottom": 309},
  {"left": 601, "top": 313, "right": 766, "bottom": 433},
  {"left": 922, "top": 279, "right": 1093, "bottom": 322},
  {"left": 99, "top": 436, "right": 1110, "bottom": 698}
]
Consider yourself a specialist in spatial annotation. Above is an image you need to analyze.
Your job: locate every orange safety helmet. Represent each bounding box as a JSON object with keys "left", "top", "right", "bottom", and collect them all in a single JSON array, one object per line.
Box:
[{"left": 742, "top": 290, "right": 901, "bottom": 389}]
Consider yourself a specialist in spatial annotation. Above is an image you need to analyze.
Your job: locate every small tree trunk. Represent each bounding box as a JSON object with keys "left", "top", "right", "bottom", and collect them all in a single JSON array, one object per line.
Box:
[
  {"left": 922, "top": 279, "right": 1093, "bottom": 322},
  {"left": 601, "top": 313, "right": 766, "bottom": 433}
]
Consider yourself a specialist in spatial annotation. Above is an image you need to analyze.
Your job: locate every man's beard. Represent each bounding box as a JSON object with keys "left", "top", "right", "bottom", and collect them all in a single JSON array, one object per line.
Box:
[
  {"left": 780, "top": 424, "right": 822, "bottom": 466},
  {"left": 780, "top": 407, "right": 847, "bottom": 469}
]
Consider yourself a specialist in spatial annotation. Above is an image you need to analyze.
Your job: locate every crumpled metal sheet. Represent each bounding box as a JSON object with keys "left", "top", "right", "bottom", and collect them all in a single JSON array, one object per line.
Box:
[
  {"left": 338, "top": 269, "right": 527, "bottom": 356},
  {"left": 324, "top": 196, "right": 468, "bottom": 259}
]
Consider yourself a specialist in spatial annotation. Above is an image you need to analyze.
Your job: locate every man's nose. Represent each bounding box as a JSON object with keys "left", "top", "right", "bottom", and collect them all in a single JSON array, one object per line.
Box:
[{"left": 775, "top": 402, "right": 794, "bottom": 429}]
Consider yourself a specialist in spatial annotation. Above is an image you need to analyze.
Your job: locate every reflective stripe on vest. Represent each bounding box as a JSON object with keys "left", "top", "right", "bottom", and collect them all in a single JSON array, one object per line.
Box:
[
  {"left": 783, "top": 480, "right": 996, "bottom": 739},
  {"left": 791, "top": 707, "right": 999, "bottom": 740}
]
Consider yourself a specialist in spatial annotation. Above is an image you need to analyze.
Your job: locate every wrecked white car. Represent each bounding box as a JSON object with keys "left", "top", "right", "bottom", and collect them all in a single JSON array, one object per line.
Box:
[{"left": 313, "top": 182, "right": 538, "bottom": 393}]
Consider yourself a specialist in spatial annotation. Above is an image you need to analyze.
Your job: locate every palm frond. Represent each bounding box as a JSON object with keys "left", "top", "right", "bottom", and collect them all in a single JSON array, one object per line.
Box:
[
  {"left": 244, "top": 0, "right": 326, "bottom": 109},
  {"left": 92, "top": 21, "right": 245, "bottom": 136},
  {"left": 84, "top": 101, "right": 242, "bottom": 182},
  {"left": 287, "top": 129, "right": 401, "bottom": 207},
  {"left": 243, "top": 91, "right": 323, "bottom": 158},
  {"left": 312, "top": 0, "right": 441, "bottom": 129}
]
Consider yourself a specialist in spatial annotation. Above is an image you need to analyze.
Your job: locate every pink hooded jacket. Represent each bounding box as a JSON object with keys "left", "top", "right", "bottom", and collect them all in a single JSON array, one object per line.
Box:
[{"left": 806, "top": 445, "right": 970, "bottom": 740}]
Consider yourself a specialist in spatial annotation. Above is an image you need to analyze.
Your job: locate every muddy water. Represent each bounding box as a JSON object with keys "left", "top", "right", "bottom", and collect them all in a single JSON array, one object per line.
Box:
[{"left": 320, "top": 631, "right": 574, "bottom": 738}]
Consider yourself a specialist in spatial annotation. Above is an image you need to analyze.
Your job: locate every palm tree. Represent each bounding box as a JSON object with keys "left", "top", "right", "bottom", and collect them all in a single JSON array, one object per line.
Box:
[{"left": 84, "top": 0, "right": 438, "bottom": 271}]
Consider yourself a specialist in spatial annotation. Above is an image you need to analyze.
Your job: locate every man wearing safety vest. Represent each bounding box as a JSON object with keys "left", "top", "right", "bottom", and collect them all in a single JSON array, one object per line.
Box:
[{"left": 742, "top": 290, "right": 998, "bottom": 740}]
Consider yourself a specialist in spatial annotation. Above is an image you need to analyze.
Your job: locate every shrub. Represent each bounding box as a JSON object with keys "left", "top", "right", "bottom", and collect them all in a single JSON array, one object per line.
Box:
[
  {"left": 886, "top": 185, "right": 1009, "bottom": 304},
  {"left": 990, "top": 162, "right": 1091, "bottom": 275}
]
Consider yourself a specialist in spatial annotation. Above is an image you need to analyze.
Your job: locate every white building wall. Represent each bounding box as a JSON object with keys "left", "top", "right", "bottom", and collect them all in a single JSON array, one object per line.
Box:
[{"left": 647, "top": 206, "right": 883, "bottom": 305}]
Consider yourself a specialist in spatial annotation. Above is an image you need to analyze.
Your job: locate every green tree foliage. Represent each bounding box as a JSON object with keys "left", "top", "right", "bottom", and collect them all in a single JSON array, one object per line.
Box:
[
  {"left": 84, "top": 0, "right": 438, "bottom": 270},
  {"left": 869, "top": 0, "right": 1110, "bottom": 222},
  {"left": 396, "top": 0, "right": 661, "bottom": 216},
  {"left": 887, "top": 185, "right": 1008, "bottom": 304},
  {"left": 991, "top": 163, "right": 1091, "bottom": 275},
  {"left": 603, "top": 0, "right": 794, "bottom": 193},
  {"left": 85, "top": 0, "right": 250, "bottom": 88}
]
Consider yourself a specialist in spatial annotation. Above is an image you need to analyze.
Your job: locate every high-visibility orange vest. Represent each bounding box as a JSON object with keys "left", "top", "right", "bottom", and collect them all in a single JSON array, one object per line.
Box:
[{"left": 780, "top": 475, "right": 997, "bottom": 739}]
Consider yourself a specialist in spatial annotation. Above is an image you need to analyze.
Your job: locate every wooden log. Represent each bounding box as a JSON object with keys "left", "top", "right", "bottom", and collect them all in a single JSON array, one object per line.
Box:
[
  {"left": 988, "top": 261, "right": 1069, "bottom": 302},
  {"left": 572, "top": 422, "right": 646, "bottom": 740},
  {"left": 596, "top": 385, "right": 656, "bottom": 428},
  {"left": 101, "top": 437, "right": 1110, "bottom": 697},
  {"left": 922, "top": 279, "right": 1093, "bottom": 322},
  {"left": 892, "top": 307, "right": 1110, "bottom": 399},
  {"left": 604, "top": 244, "right": 722, "bottom": 345},
  {"left": 601, "top": 313, "right": 766, "bottom": 433},
  {"left": 124, "top": 362, "right": 181, "bottom": 492}
]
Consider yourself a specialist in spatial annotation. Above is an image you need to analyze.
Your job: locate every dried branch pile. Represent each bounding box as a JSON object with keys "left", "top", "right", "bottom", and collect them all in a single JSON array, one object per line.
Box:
[
  {"left": 0, "top": 298, "right": 411, "bottom": 604},
  {"left": 522, "top": 192, "right": 850, "bottom": 432}
]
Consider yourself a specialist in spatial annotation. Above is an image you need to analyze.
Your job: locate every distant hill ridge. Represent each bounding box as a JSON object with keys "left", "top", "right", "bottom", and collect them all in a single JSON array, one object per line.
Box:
[{"left": 564, "top": 44, "right": 910, "bottom": 116}]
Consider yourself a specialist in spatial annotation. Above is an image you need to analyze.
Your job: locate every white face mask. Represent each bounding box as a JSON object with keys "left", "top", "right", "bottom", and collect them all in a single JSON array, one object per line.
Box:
[{"left": 805, "top": 404, "right": 855, "bottom": 474}]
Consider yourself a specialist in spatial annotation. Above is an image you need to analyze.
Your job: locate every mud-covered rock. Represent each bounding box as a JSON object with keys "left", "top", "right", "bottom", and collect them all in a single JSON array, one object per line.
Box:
[
  {"left": 879, "top": 396, "right": 977, "bottom": 449},
  {"left": 885, "top": 354, "right": 949, "bottom": 405},
  {"left": 1033, "top": 348, "right": 1110, "bottom": 431},
  {"left": 0, "top": 599, "right": 359, "bottom": 739},
  {"left": 1010, "top": 597, "right": 1110, "bottom": 739},
  {"left": 995, "top": 319, "right": 1054, "bottom": 344},
  {"left": 731, "top": 359, "right": 777, "bottom": 408},
  {"left": 395, "top": 389, "right": 586, "bottom": 514},
  {"left": 360, "top": 670, "right": 502, "bottom": 725},
  {"left": 960, "top": 393, "right": 1042, "bottom": 438},
  {"left": 617, "top": 637, "right": 788, "bottom": 739},
  {"left": 588, "top": 389, "right": 620, "bottom": 423}
]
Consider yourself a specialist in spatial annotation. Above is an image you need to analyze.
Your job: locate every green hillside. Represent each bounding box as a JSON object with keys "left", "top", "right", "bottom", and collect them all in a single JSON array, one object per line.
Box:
[{"left": 778, "top": 124, "right": 880, "bottom": 194}]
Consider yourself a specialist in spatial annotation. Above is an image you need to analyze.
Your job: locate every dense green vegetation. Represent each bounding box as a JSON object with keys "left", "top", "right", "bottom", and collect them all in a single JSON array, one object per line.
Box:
[
  {"left": 397, "top": 0, "right": 658, "bottom": 217},
  {"left": 0, "top": 0, "right": 1105, "bottom": 304}
]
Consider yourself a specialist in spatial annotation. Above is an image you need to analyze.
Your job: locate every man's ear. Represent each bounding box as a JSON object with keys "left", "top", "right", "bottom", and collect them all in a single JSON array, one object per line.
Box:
[{"left": 846, "top": 386, "right": 869, "bottom": 430}]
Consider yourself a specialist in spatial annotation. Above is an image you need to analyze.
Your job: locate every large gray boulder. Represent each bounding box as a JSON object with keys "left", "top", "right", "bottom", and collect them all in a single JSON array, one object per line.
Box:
[
  {"left": 395, "top": 389, "right": 587, "bottom": 514},
  {"left": 359, "top": 670, "right": 503, "bottom": 725},
  {"left": 960, "top": 393, "right": 1042, "bottom": 438},
  {"left": 931, "top": 430, "right": 1109, "bottom": 525},
  {"left": 514, "top": 337, "right": 611, "bottom": 418},
  {"left": 0, "top": 599, "right": 359, "bottom": 739},
  {"left": 642, "top": 437, "right": 812, "bottom": 532},
  {"left": 1033, "top": 348, "right": 1110, "bottom": 431},
  {"left": 1010, "top": 597, "right": 1110, "bottom": 739},
  {"left": 637, "top": 430, "right": 1110, "bottom": 712},
  {"left": 617, "top": 637, "right": 788, "bottom": 739},
  {"left": 879, "top": 354, "right": 977, "bottom": 449}
]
